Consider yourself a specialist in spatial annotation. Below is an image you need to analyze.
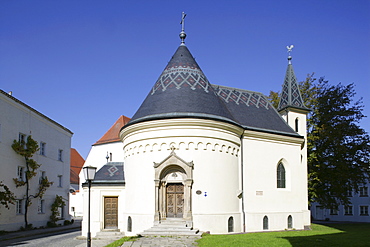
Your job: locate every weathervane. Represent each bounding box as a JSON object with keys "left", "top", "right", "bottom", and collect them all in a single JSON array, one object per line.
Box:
[
  {"left": 286, "top": 45, "right": 294, "bottom": 64},
  {"left": 180, "top": 12, "right": 187, "bottom": 45}
]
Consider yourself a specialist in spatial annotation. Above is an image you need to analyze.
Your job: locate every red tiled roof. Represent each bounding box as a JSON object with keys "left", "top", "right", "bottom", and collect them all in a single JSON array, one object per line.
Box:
[
  {"left": 94, "top": 115, "right": 131, "bottom": 145},
  {"left": 70, "top": 148, "right": 85, "bottom": 184}
]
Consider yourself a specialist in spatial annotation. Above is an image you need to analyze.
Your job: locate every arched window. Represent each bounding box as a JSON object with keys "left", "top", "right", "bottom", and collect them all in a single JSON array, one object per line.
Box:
[
  {"left": 127, "top": 216, "right": 132, "bottom": 232},
  {"left": 295, "top": 118, "right": 299, "bottom": 132},
  {"left": 228, "top": 216, "right": 234, "bottom": 232},
  {"left": 287, "top": 215, "right": 293, "bottom": 229},
  {"left": 277, "top": 163, "right": 286, "bottom": 188},
  {"left": 263, "top": 216, "right": 269, "bottom": 230}
]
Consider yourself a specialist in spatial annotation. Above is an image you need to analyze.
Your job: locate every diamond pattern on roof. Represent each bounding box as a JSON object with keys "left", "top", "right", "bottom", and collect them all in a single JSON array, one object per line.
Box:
[
  {"left": 214, "top": 86, "right": 271, "bottom": 110},
  {"left": 151, "top": 67, "right": 210, "bottom": 95},
  {"left": 278, "top": 64, "right": 306, "bottom": 110}
]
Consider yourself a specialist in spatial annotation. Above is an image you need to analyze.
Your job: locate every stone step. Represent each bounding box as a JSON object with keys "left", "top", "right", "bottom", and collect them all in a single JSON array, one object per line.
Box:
[
  {"left": 141, "top": 230, "right": 201, "bottom": 236},
  {"left": 141, "top": 220, "right": 202, "bottom": 236},
  {"left": 95, "top": 230, "right": 125, "bottom": 240}
]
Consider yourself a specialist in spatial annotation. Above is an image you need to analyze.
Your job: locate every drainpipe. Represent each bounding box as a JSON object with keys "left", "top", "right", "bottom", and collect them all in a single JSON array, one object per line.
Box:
[{"left": 240, "top": 132, "right": 246, "bottom": 232}]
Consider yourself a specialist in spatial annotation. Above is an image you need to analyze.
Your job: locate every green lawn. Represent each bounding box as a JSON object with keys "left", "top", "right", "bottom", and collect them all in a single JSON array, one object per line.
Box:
[{"left": 197, "top": 223, "right": 370, "bottom": 247}]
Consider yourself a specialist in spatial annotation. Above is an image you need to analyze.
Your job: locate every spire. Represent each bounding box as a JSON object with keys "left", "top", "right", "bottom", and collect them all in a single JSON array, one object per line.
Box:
[
  {"left": 277, "top": 45, "right": 308, "bottom": 112},
  {"left": 179, "top": 12, "right": 187, "bottom": 45}
]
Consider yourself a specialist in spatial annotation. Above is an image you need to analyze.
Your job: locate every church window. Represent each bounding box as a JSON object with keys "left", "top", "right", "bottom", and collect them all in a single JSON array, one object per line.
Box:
[
  {"left": 277, "top": 163, "right": 286, "bottom": 188},
  {"left": 127, "top": 216, "right": 132, "bottom": 232},
  {"left": 263, "top": 216, "right": 268, "bottom": 230},
  {"left": 295, "top": 118, "right": 299, "bottom": 132},
  {"left": 228, "top": 216, "right": 234, "bottom": 232},
  {"left": 287, "top": 215, "right": 293, "bottom": 229}
]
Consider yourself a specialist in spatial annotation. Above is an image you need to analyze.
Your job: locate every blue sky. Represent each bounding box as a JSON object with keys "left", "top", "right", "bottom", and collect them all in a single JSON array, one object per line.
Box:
[{"left": 1, "top": 0, "right": 369, "bottom": 159}]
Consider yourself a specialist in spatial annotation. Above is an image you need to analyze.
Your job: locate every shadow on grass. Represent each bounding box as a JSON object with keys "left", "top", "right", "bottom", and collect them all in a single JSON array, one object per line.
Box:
[{"left": 282, "top": 223, "right": 370, "bottom": 247}]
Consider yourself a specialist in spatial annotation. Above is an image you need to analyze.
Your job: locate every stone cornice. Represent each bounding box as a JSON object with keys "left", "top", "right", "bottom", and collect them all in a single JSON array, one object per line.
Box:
[
  {"left": 243, "top": 129, "right": 304, "bottom": 145},
  {"left": 120, "top": 118, "right": 244, "bottom": 141}
]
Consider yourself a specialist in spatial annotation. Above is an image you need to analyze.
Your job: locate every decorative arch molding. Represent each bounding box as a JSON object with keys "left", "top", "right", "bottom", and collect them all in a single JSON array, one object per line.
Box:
[
  {"left": 124, "top": 140, "right": 240, "bottom": 158},
  {"left": 153, "top": 148, "right": 194, "bottom": 226}
]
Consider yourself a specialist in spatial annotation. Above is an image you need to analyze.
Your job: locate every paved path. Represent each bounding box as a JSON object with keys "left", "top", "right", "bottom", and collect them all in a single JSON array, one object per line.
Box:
[{"left": 121, "top": 236, "right": 201, "bottom": 247}]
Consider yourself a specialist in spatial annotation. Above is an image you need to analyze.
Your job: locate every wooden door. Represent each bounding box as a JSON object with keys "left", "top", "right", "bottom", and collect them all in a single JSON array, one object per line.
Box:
[
  {"left": 104, "top": 197, "right": 118, "bottom": 229},
  {"left": 166, "top": 183, "right": 184, "bottom": 218}
]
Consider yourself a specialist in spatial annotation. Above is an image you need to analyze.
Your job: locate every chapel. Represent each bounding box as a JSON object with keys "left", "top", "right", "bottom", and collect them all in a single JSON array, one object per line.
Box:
[{"left": 81, "top": 17, "right": 310, "bottom": 237}]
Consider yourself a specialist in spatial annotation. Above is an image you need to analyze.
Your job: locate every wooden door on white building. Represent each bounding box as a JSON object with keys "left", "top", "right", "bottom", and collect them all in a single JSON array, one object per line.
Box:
[
  {"left": 104, "top": 197, "right": 118, "bottom": 229},
  {"left": 166, "top": 183, "right": 184, "bottom": 218}
]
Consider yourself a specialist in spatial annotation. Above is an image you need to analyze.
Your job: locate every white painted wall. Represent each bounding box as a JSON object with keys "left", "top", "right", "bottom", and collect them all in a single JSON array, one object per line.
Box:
[
  {"left": 81, "top": 185, "right": 125, "bottom": 237},
  {"left": 0, "top": 92, "right": 72, "bottom": 231},
  {"left": 242, "top": 131, "right": 309, "bottom": 231},
  {"left": 121, "top": 118, "right": 244, "bottom": 234}
]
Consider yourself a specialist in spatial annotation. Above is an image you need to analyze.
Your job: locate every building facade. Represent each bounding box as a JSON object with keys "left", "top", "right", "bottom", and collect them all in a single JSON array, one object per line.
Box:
[
  {"left": 311, "top": 187, "right": 370, "bottom": 222},
  {"left": 0, "top": 90, "right": 73, "bottom": 231},
  {"left": 81, "top": 27, "right": 311, "bottom": 237}
]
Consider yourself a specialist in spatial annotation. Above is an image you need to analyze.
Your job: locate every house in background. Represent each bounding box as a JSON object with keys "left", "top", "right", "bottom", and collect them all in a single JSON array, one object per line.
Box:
[
  {"left": 0, "top": 90, "right": 73, "bottom": 231},
  {"left": 81, "top": 26, "right": 310, "bottom": 237},
  {"left": 311, "top": 187, "right": 370, "bottom": 222},
  {"left": 72, "top": 116, "right": 129, "bottom": 219},
  {"left": 69, "top": 148, "right": 85, "bottom": 218}
]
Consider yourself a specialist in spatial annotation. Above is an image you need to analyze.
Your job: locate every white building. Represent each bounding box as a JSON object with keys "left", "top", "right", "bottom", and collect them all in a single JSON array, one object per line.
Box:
[
  {"left": 72, "top": 116, "right": 128, "bottom": 220},
  {"left": 311, "top": 187, "right": 370, "bottom": 222},
  {"left": 81, "top": 29, "right": 310, "bottom": 237},
  {"left": 0, "top": 90, "right": 73, "bottom": 231}
]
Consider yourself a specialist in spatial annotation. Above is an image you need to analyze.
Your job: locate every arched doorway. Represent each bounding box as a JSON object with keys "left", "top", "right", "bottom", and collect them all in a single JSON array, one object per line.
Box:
[
  {"left": 166, "top": 183, "right": 184, "bottom": 218},
  {"left": 153, "top": 149, "right": 193, "bottom": 226}
]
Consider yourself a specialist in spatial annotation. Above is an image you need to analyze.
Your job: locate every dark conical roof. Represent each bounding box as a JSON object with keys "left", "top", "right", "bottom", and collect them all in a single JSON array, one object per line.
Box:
[
  {"left": 278, "top": 59, "right": 309, "bottom": 112},
  {"left": 128, "top": 45, "right": 237, "bottom": 126},
  {"left": 124, "top": 44, "right": 300, "bottom": 137}
]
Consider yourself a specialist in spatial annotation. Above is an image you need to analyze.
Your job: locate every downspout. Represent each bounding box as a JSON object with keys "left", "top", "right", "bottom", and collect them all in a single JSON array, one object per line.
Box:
[{"left": 240, "top": 132, "right": 246, "bottom": 232}]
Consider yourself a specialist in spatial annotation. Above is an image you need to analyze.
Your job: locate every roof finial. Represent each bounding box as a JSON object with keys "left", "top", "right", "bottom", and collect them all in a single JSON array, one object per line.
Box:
[
  {"left": 286, "top": 45, "right": 294, "bottom": 64},
  {"left": 179, "top": 12, "right": 187, "bottom": 45}
]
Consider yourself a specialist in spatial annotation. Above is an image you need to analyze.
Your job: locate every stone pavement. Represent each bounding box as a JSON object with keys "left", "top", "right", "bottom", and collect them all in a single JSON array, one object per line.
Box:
[{"left": 120, "top": 235, "right": 201, "bottom": 247}]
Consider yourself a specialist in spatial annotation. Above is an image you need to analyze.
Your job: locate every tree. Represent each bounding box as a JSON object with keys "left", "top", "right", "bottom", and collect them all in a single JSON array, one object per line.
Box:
[
  {"left": 0, "top": 181, "right": 15, "bottom": 212},
  {"left": 308, "top": 79, "right": 370, "bottom": 208},
  {"left": 12, "top": 135, "right": 53, "bottom": 228},
  {"left": 269, "top": 75, "right": 370, "bottom": 209}
]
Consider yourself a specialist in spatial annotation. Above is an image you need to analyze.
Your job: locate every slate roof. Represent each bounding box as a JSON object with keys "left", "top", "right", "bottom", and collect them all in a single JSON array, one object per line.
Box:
[
  {"left": 128, "top": 45, "right": 237, "bottom": 126},
  {"left": 213, "top": 85, "right": 297, "bottom": 135},
  {"left": 94, "top": 115, "right": 130, "bottom": 145},
  {"left": 278, "top": 58, "right": 309, "bottom": 112},
  {"left": 124, "top": 44, "right": 300, "bottom": 137},
  {"left": 93, "top": 162, "right": 124, "bottom": 182}
]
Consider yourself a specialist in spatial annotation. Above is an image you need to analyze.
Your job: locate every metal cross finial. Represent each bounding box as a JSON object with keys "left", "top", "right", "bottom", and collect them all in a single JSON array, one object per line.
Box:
[
  {"left": 286, "top": 45, "right": 294, "bottom": 64},
  {"left": 179, "top": 12, "right": 187, "bottom": 45},
  {"left": 180, "top": 12, "right": 186, "bottom": 32}
]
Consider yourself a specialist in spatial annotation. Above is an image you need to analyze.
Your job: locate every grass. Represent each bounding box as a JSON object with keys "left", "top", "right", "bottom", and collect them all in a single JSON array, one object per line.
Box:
[
  {"left": 105, "top": 223, "right": 370, "bottom": 247},
  {"left": 104, "top": 236, "right": 137, "bottom": 247},
  {"left": 197, "top": 223, "right": 370, "bottom": 247}
]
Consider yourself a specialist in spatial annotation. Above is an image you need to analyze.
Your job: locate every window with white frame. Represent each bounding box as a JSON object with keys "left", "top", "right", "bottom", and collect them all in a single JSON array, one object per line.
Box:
[
  {"left": 16, "top": 200, "right": 23, "bottom": 214},
  {"left": 19, "top": 133, "right": 26, "bottom": 144},
  {"left": 58, "top": 206, "right": 64, "bottom": 219},
  {"left": 58, "top": 149, "right": 63, "bottom": 161},
  {"left": 17, "top": 166, "right": 24, "bottom": 181},
  {"left": 344, "top": 205, "right": 353, "bottom": 215},
  {"left": 40, "top": 142, "right": 46, "bottom": 156},
  {"left": 295, "top": 118, "right": 299, "bottom": 132},
  {"left": 58, "top": 175, "right": 62, "bottom": 187},
  {"left": 38, "top": 199, "right": 45, "bottom": 213},
  {"left": 277, "top": 162, "right": 286, "bottom": 188},
  {"left": 39, "top": 171, "right": 46, "bottom": 184},
  {"left": 360, "top": 206, "right": 369, "bottom": 216},
  {"left": 330, "top": 208, "right": 338, "bottom": 215},
  {"left": 359, "top": 187, "right": 368, "bottom": 197}
]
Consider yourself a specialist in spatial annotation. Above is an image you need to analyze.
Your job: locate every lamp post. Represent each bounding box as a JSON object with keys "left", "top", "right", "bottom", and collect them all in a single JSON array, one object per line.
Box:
[{"left": 83, "top": 166, "right": 97, "bottom": 247}]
